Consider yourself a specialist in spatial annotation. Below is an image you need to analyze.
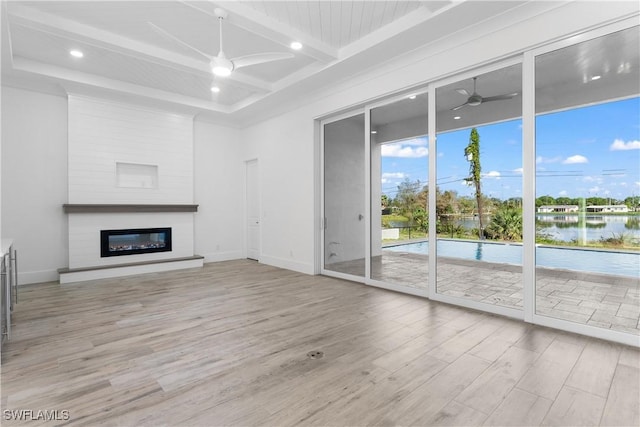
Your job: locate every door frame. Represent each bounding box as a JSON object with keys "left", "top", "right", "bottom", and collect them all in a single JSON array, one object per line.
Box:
[
  {"left": 319, "top": 109, "right": 366, "bottom": 282},
  {"left": 245, "top": 158, "right": 260, "bottom": 261}
]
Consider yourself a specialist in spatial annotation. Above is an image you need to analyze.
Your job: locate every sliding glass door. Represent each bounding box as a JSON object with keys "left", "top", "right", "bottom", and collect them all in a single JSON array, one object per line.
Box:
[
  {"left": 434, "top": 64, "right": 524, "bottom": 314},
  {"left": 533, "top": 26, "right": 639, "bottom": 337},
  {"left": 322, "top": 113, "right": 366, "bottom": 278},
  {"left": 369, "top": 92, "right": 429, "bottom": 289},
  {"left": 319, "top": 19, "right": 638, "bottom": 346}
]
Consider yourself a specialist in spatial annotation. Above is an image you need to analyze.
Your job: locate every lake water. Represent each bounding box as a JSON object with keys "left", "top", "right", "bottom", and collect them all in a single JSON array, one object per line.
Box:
[
  {"left": 452, "top": 215, "right": 640, "bottom": 244},
  {"left": 384, "top": 240, "right": 640, "bottom": 277}
]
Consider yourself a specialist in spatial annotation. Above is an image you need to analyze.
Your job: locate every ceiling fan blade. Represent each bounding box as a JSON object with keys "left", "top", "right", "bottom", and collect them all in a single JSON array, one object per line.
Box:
[
  {"left": 451, "top": 102, "right": 469, "bottom": 111},
  {"left": 482, "top": 93, "right": 519, "bottom": 102},
  {"left": 456, "top": 88, "right": 470, "bottom": 96},
  {"left": 232, "top": 52, "right": 294, "bottom": 69},
  {"left": 148, "top": 22, "right": 212, "bottom": 60}
]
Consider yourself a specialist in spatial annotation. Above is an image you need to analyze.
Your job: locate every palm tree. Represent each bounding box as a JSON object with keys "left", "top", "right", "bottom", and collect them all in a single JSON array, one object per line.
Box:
[
  {"left": 464, "top": 128, "right": 484, "bottom": 239},
  {"left": 486, "top": 207, "right": 522, "bottom": 241}
]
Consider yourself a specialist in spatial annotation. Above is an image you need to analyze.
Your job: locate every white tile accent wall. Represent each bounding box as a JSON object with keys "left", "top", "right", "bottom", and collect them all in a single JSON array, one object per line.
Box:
[
  {"left": 67, "top": 96, "right": 196, "bottom": 270},
  {"left": 68, "top": 95, "right": 193, "bottom": 204},
  {"left": 68, "top": 213, "right": 194, "bottom": 269}
]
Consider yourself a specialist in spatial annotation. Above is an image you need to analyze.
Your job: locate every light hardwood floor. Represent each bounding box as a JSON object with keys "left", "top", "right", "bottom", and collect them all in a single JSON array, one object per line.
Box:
[{"left": 1, "top": 260, "right": 639, "bottom": 426}]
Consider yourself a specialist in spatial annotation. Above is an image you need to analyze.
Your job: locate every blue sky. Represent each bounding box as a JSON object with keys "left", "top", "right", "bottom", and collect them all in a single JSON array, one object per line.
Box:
[{"left": 381, "top": 97, "right": 640, "bottom": 201}]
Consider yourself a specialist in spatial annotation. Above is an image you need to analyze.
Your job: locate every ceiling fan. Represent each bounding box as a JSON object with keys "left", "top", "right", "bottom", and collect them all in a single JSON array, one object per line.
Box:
[
  {"left": 451, "top": 77, "right": 518, "bottom": 110},
  {"left": 148, "top": 8, "right": 294, "bottom": 78}
]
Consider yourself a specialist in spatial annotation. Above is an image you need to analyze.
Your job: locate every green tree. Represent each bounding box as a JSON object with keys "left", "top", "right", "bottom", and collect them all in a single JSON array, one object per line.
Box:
[
  {"left": 536, "top": 195, "right": 555, "bottom": 207},
  {"left": 486, "top": 207, "right": 523, "bottom": 241},
  {"left": 395, "top": 178, "right": 422, "bottom": 223},
  {"left": 464, "top": 128, "right": 484, "bottom": 238},
  {"left": 624, "top": 196, "right": 640, "bottom": 209}
]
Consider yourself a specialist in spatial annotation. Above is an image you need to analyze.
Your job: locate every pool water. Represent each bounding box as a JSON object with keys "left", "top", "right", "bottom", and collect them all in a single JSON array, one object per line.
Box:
[{"left": 384, "top": 240, "right": 640, "bottom": 278}]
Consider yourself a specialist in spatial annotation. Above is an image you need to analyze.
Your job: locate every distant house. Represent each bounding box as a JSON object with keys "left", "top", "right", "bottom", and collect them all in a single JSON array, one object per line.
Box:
[
  {"left": 585, "top": 204, "right": 629, "bottom": 213},
  {"left": 537, "top": 205, "right": 579, "bottom": 213}
]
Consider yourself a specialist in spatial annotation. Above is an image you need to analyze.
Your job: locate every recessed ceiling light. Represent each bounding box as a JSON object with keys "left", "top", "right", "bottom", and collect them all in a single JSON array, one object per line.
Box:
[
  {"left": 371, "top": 130, "right": 378, "bottom": 134},
  {"left": 69, "top": 50, "right": 84, "bottom": 58},
  {"left": 454, "top": 116, "right": 461, "bottom": 120},
  {"left": 591, "top": 75, "right": 601, "bottom": 81},
  {"left": 408, "top": 94, "right": 417, "bottom": 100},
  {"left": 290, "top": 41, "right": 303, "bottom": 50},
  {"left": 211, "top": 86, "right": 220, "bottom": 93}
]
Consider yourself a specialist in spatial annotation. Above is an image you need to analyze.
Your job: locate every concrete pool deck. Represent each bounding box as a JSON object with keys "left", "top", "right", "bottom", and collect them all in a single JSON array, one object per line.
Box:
[{"left": 326, "top": 251, "right": 640, "bottom": 335}]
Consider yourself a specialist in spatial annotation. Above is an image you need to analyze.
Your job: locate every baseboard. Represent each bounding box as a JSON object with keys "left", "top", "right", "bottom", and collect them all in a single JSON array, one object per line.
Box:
[
  {"left": 259, "top": 255, "right": 315, "bottom": 275},
  {"left": 18, "top": 269, "right": 60, "bottom": 285},
  {"left": 201, "top": 250, "right": 243, "bottom": 263}
]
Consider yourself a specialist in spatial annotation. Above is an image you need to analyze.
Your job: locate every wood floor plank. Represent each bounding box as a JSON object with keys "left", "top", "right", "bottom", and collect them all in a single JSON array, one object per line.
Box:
[
  {"left": 515, "top": 338, "right": 585, "bottom": 400},
  {"left": 541, "top": 386, "right": 606, "bottom": 427},
  {"left": 483, "top": 387, "right": 553, "bottom": 426},
  {"left": 600, "top": 364, "right": 640, "bottom": 427},
  {"left": 565, "top": 339, "right": 621, "bottom": 398}
]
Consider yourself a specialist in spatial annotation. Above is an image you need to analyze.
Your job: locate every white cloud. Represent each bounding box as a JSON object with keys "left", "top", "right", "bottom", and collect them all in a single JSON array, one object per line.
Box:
[
  {"left": 558, "top": 190, "right": 568, "bottom": 196},
  {"left": 381, "top": 143, "right": 428, "bottom": 158},
  {"left": 563, "top": 155, "right": 588, "bottom": 164},
  {"left": 610, "top": 139, "right": 640, "bottom": 151},
  {"left": 482, "top": 171, "right": 501, "bottom": 179},
  {"left": 589, "top": 186, "right": 602, "bottom": 193},
  {"left": 583, "top": 176, "right": 603, "bottom": 184},
  {"left": 536, "top": 156, "right": 562, "bottom": 164},
  {"left": 635, "top": 182, "right": 640, "bottom": 188},
  {"left": 399, "top": 137, "right": 428, "bottom": 146},
  {"left": 381, "top": 172, "right": 406, "bottom": 181},
  {"left": 513, "top": 167, "right": 523, "bottom": 174},
  {"left": 438, "top": 152, "right": 444, "bottom": 158}
]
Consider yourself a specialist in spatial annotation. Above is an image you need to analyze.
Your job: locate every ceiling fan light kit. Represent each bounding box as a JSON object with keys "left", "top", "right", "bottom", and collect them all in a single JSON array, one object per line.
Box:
[{"left": 149, "top": 7, "right": 294, "bottom": 80}]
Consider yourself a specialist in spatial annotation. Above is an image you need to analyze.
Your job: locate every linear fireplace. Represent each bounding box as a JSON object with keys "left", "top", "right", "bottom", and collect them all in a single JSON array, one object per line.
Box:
[{"left": 100, "top": 227, "right": 172, "bottom": 257}]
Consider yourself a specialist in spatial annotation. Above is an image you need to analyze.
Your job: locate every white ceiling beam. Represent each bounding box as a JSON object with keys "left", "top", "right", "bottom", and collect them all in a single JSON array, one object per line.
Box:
[
  {"left": 1, "top": 2, "right": 14, "bottom": 71},
  {"left": 6, "top": 3, "right": 273, "bottom": 94},
  {"left": 339, "top": 2, "right": 463, "bottom": 59},
  {"left": 182, "top": 0, "right": 338, "bottom": 63},
  {"left": 11, "top": 56, "right": 232, "bottom": 113}
]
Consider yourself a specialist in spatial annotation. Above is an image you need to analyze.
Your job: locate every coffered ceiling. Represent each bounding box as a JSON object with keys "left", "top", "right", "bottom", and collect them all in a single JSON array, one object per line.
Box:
[
  {"left": 6, "top": 1, "right": 630, "bottom": 126},
  {"left": 2, "top": 1, "right": 541, "bottom": 124}
]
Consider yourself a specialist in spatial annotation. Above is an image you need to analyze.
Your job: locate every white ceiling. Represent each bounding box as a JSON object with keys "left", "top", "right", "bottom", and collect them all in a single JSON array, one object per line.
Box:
[
  {"left": 1, "top": 0, "right": 537, "bottom": 125},
  {"left": 2, "top": 1, "right": 637, "bottom": 127}
]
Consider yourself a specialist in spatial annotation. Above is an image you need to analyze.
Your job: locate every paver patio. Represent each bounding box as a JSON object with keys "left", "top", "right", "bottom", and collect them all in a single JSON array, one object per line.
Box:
[{"left": 326, "top": 249, "right": 639, "bottom": 335}]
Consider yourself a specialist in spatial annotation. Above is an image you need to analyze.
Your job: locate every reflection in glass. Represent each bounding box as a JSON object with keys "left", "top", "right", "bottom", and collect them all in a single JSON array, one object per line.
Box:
[
  {"left": 370, "top": 94, "right": 428, "bottom": 288},
  {"left": 323, "top": 114, "right": 366, "bottom": 277},
  {"left": 535, "top": 26, "right": 639, "bottom": 335},
  {"left": 435, "top": 64, "right": 523, "bottom": 309}
]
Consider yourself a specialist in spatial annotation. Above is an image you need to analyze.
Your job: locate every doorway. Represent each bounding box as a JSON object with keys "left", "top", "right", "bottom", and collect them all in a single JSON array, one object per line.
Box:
[{"left": 246, "top": 159, "right": 260, "bottom": 260}]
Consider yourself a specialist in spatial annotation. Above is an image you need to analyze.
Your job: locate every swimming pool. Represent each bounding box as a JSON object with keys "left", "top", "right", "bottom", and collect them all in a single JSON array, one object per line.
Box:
[{"left": 384, "top": 240, "right": 640, "bottom": 278}]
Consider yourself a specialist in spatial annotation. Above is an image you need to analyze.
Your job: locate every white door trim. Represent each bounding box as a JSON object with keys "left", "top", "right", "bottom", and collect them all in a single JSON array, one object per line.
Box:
[{"left": 245, "top": 159, "right": 260, "bottom": 261}]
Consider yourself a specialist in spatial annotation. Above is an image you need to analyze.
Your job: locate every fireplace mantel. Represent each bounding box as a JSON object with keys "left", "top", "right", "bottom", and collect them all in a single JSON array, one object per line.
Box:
[{"left": 63, "top": 204, "right": 198, "bottom": 214}]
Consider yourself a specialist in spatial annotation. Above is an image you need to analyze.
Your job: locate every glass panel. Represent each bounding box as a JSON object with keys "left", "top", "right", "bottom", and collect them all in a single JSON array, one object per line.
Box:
[
  {"left": 323, "top": 114, "right": 366, "bottom": 277},
  {"left": 435, "top": 64, "right": 523, "bottom": 309},
  {"left": 535, "top": 27, "right": 640, "bottom": 335},
  {"left": 370, "top": 93, "right": 428, "bottom": 288}
]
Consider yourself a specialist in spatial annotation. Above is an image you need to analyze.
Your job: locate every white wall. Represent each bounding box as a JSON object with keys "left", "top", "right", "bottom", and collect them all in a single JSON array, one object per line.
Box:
[
  {"left": 242, "top": 106, "right": 318, "bottom": 273},
  {"left": 193, "top": 119, "right": 243, "bottom": 262},
  {"left": 239, "top": 2, "right": 639, "bottom": 275},
  {"left": 1, "top": 87, "right": 68, "bottom": 284}
]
